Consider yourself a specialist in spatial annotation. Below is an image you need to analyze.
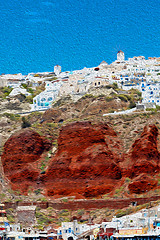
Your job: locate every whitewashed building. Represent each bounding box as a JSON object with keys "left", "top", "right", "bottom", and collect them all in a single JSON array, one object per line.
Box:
[
  {"left": 57, "top": 220, "right": 99, "bottom": 240},
  {"left": 142, "top": 82, "right": 160, "bottom": 105},
  {"left": 32, "top": 80, "right": 62, "bottom": 110},
  {"left": 9, "top": 87, "right": 31, "bottom": 97}
]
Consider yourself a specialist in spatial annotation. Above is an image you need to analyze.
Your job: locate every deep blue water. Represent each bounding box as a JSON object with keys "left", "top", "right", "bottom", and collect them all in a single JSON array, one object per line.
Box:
[{"left": 0, "top": 0, "right": 160, "bottom": 74}]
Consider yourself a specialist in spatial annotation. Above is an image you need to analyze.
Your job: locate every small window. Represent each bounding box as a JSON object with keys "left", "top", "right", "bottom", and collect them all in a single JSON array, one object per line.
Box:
[{"left": 48, "top": 97, "right": 53, "bottom": 101}]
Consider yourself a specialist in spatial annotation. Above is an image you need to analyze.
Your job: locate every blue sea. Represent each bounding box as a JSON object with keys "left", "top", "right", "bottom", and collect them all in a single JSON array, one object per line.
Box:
[{"left": 0, "top": 0, "right": 160, "bottom": 74}]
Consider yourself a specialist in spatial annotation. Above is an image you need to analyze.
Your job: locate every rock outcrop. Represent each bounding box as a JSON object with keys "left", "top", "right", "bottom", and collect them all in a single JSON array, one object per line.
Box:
[
  {"left": 1, "top": 129, "right": 51, "bottom": 193},
  {"left": 128, "top": 125, "right": 160, "bottom": 177},
  {"left": 1, "top": 122, "right": 160, "bottom": 197},
  {"left": 42, "top": 122, "right": 123, "bottom": 197},
  {"left": 128, "top": 174, "right": 158, "bottom": 194}
]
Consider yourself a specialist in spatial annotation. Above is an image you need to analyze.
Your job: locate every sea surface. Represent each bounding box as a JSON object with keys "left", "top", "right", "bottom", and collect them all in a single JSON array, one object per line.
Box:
[{"left": 0, "top": 0, "right": 160, "bottom": 74}]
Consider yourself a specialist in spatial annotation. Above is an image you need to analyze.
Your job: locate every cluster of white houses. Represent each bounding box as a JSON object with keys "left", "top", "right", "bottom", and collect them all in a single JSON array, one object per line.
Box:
[
  {"left": 1, "top": 51, "right": 160, "bottom": 110},
  {"left": 1, "top": 201, "right": 160, "bottom": 240},
  {"left": 2, "top": 203, "right": 160, "bottom": 240}
]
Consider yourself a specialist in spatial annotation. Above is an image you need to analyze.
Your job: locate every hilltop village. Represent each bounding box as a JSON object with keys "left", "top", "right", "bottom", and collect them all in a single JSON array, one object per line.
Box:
[
  {"left": 1, "top": 51, "right": 160, "bottom": 112},
  {"left": 1, "top": 53, "right": 160, "bottom": 240}
]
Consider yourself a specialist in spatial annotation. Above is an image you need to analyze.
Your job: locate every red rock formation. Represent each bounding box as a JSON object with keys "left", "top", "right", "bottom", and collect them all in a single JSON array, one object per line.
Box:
[
  {"left": 42, "top": 121, "right": 123, "bottom": 197},
  {"left": 128, "top": 173, "right": 158, "bottom": 194},
  {"left": 1, "top": 122, "right": 160, "bottom": 198},
  {"left": 1, "top": 129, "right": 51, "bottom": 193},
  {"left": 128, "top": 125, "right": 160, "bottom": 177}
]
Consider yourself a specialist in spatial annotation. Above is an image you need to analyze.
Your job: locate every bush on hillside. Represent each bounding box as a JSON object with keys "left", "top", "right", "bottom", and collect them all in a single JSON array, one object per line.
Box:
[{"left": 21, "top": 117, "right": 31, "bottom": 128}]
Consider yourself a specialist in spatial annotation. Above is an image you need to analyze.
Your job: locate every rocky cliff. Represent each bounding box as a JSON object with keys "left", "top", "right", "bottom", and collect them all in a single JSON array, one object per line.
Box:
[
  {"left": 1, "top": 129, "right": 51, "bottom": 193},
  {"left": 42, "top": 121, "right": 123, "bottom": 198},
  {"left": 1, "top": 121, "right": 160, "bottom": 198}
]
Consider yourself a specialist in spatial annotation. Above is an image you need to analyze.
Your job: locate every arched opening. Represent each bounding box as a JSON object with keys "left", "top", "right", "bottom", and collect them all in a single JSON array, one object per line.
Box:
[
  {"left": 94, "top": 67, "right": 99, "bottom": 71},
  {"left": 68, "top": 237, "right": 73, "bottom": 240},
  {"left": 59, "top": 119, "right": 64, "bottom": 123}
]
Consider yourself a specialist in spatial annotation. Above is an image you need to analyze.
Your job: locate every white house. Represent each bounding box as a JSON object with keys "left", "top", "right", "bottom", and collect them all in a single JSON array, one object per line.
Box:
[
  {"left": 57, "top": 220, "right": 99, "bottom": 240},
  {"left": 9, "top": 87, "right": 31, "bottom": 97},
  {"left": 32, "top": 80, "right": 62, "bottom": 110},
  {"left": 142, "top": 82, "right": 160, "bottom": 105}
]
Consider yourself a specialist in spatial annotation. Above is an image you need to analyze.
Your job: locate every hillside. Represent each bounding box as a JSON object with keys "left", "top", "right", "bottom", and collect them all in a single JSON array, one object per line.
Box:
[
  {"left": 0, "top": 87, "right": 160, "bottom": 227},
  {"left": 0, "top": 87, "right": 160, "bottom": 201}
]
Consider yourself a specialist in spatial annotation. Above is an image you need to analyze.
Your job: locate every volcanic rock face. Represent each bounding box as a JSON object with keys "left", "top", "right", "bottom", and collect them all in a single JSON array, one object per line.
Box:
[
  {"left": 42, "top": 122, "right": 123, "bottom": 197},
  {"left": 128, "top": 174, "right": 158, "bottom": 194},
  {"left": 1, "top": 129, "right": 51, "bottom": 193},
  {"left": 129, "top": 125, "right": 160, "bottom": 177},
  {"left": 1, "top": 122, "right": 160, "bottom": 197}
]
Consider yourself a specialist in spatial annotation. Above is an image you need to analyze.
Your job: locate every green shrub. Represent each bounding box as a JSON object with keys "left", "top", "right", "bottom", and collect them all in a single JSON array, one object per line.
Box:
[
  {"left": 118, "top": 94, "right": 128, "bottom": 102},
  {"left": 116, "top": 207, "right": 133, "bottom": 218},
  {"left": 105, "top": 96, "right": 114, "bottom": 102},
  {"left": 36, "top": 212, "right": 51, "bottom": 225},
  {"left": 0, "top": 87, "right": 13, "bottom": 98},
  {"left": 58, "top": 209, "right": 69, "bottom": 217},
  {"left": 61, "top": 198, "right": 68, "bottom": 202},
  {"left": 21, "top": 116, "right": 31, "bottom": 128},
  {"left": 115, "top": 189, "right": 121, "bottom": 194},
  {"left": 37, "top": 197, "right": 47, "bottom": 202},
  {"left": 82, "top": 94, "right": 95, "bottom": 99},
  {"left": 128, "top": 101, "right": 136, "bottom": 109},
  {"left": 3, "top": 113, "right": 20, "bottom": 121},
  {"left": 77, "top": 209, "right": 85, "bottom": 216},
  {"left": 105, "top": 85, "right": 112, "bottom": 89},
  {"left": 34, "top": 189, "right": 42, "bottom": 195},
  {"left": 112, "top": 83, "right": 118, "bottom": 90},
  {"left": 25, "top": 95, "right": 34, "bottom": 103},
  {"left": 21, "top": 83, "right": 28, "bottom": 89},
  {"left": 125, "top": 177, "right": 131, "bottom": 183},
  {"left": 6, "top": 208, "right": 15, "bottom": 223},
  {"left": 46, "top": 122, "right": 56, "bottom": 128}
]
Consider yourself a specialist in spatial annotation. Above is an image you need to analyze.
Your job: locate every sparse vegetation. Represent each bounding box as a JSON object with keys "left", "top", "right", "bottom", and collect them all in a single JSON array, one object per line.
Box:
[
  {"left": 21, "top": 116, "right": 31, "bottom": 128},
  {"left": 34, "top": 189, "right": 42, "bottom": 195},
  {"left": 3, "top": 113, "right": 21, "bottom": 121},
  {"left": 0, "top": 87, "right": 13, "bottom": 99},
  {"left": 125, "top": 177, "right": 131, "bottom": 183},
  {"left": 116, "top": 207, "right": 134, "bottom": 218},
  {"left": 6, "top": 208, "right": 15, "bottom": 223}
]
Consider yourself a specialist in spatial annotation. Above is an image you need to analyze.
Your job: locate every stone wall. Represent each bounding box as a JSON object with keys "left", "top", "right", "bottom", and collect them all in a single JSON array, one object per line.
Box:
[{"left": 4, "top": 196, "right": 160, "bottom": 211}]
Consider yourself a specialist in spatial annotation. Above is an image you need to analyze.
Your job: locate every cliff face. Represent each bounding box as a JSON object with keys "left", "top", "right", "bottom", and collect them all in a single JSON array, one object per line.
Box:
[
  {"left": 1, "top": 129, "right": 51, "bottom": 193},
  {"left": 130, "top": 125, "right": 160, "bottom": 175},
  {"left": 1, "top": 122, "right": 160, "bottom": 197},
  {"left": 42, "top": 122, "right": 123, "bottom": 197}
]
